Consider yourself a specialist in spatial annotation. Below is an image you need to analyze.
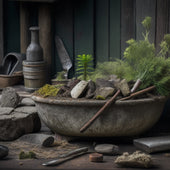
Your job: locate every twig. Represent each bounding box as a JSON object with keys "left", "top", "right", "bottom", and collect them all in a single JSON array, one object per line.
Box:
[
  {"left": 80, "top": 90, "right": 121, "bottom": 133},
  {"left": 120, "top": 85, "right": 155, "bottom": 101}
]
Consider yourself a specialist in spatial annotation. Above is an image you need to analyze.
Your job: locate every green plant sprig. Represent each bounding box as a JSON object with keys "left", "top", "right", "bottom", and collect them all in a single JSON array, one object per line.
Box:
[{"left": 76, "top": 54, "right": 94, "bottom": 80}]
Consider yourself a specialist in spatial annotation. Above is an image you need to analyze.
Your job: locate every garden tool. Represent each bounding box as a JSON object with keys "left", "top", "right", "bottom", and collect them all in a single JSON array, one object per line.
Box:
[
  {"left": 55, "top": 36, "right": 72, "bottom": 79},
  {"left": 42, "top": 147, "right": 88, "bottom": 166}
]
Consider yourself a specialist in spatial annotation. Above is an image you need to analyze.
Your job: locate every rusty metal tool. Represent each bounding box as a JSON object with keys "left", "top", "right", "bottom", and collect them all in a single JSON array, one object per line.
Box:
[
  {"left": 55, "top": 36, "right": 72, "bottom": 79},
  {"left": 42, "top": 147, "right": 88, "bottom": 166}
]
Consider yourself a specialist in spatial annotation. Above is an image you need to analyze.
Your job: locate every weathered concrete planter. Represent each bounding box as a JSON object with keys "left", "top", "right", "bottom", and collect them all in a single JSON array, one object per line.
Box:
[{"left": 32, "top": 95, "right": 166, "bottom": 137}]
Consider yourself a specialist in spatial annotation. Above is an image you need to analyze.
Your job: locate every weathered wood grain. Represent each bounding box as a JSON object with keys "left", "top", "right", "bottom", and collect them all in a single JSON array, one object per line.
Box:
[
  {"left": 121, "top": 0, "right": 135, "bottom": 58},
  {"left": 0, "top": 0, "right": 3, "bottom": 63},
  {"left": 110, "top": 0, "right": 120, "bottom": 60},
  {"left": 74, "top": 0, "right": 94, "bottom": 69},
  {"left": 95, "top": 0, "right": 109, "bottom": 62},
  {"left": 20, "top": 2, "right": 30, "bottom": 54},
  {"left": 54, "top": 0, "right": 74, "bottom": 77},
  {"left": 136, "top": 0, "right": 156, "bottom": 43},
  {"left": 39, "top": 3, "right": 52, "bottom": 81}
]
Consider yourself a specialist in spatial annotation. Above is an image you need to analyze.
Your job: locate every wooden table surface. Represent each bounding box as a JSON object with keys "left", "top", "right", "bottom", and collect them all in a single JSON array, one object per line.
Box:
[{"left": 1, "top": 142, "right": 170, "bottom": 170}]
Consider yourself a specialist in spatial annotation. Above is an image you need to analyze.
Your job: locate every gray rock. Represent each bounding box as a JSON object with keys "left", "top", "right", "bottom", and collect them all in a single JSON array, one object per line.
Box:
[
  {"left": 0, "top": 106, "right": 41, "bottom": 141},
  {"left": 96, "top": 78, "right": 114, "bottom": 88},
  {"left": 18, "top": 133, "right": 55, "bottom": 147},
  {"left": 115, "top": 79, "right": 130, "bottom": 96},
  {"left": 95, "top": 87, "right": 115, "bottom": 99},
  {"left": 14, "top": 106, "right": 37, "bottom": 114},
  {"left": 95, "top": 144, "right": 120, "bottom": 155},
  {"left": 20, "top": 98, "right": 35, "bottom": 106},
  {"left": 115, "top": 151, "right": 153, "bottom": 168},
  {"left": 0, "top": 145, "right": 8, "bottom": 159},
  {"left": 1, "top": 87, "right": 20, "bottom": 108},
  {"left": 86, "top": 80, "right": 96, "bottom": 99},
  {"left": 71, "top": 80, "right": 88, "bottom": 98},
  {"left": 0, "top": 107, "right": 14, "bottom": 115}
]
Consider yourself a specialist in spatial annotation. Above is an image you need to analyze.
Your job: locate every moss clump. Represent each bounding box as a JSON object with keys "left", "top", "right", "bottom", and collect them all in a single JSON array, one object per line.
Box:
[
  {"left": 19, "top": 151, "right": 36, "bottom": 159},
  {"left": 34, "top": 84, "right": 60, "bottom": 97},
  {"left": 96, "top": 95, "right": 105, "bottom": 100}
]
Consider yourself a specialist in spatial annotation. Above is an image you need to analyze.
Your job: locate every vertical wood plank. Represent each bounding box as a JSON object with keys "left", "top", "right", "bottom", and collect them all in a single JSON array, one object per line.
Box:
[
  {"left": 54, "top": 0, "right": 74, "bottom": 77},
  {"left": 95, "top": 0, "right": 109, "bottom": 62},
  {"left": 20, "top": 2, "right": 30, "bottom": 54},
  {"left": 0, "top": 0, "right": 3, "bottom": 63},
  {"left": 169, "top": 0, "right": 170, "bottom": 33},
  {"left": 74, "top": 0, "right": 94, "bottom": 67},
  {"left": 110, "top": 0, "right": 120, "bottom": 60},
  {"left": 39, "top": 3, "right": 52, "bottom": 81},
  {"left": 136, "top": 0, "right": 156, "bottom": 43},
  {"left": 156, "top": 0, "right": 169, "bottom": 53},
  {"left": 4, "top": 1, "right": 20, "bottom": 54},
  {"left": 121, "top": 0, "right": 135, "bottom": 58}
]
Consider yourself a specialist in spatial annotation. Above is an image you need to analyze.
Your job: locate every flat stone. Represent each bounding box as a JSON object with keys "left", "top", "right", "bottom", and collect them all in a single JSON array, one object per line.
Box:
[
  {"left": 95, "top": 144, "right": 120, "bottom": 155},
  {"left": 14, "top": 106, "right": 37, "bottom": 114},
  {"left": 18, "top": 133, "right": 55, "bottom": 147},
  {"left": 115, "top": 79, "right": 130, "bottom": 96},
  {"left": 20, "top": 98, "right": 35, "bottom": 106},
  {"left": 71, "top": 80, "right": 88, "bottom": 98},
  {"left": 0, "top": 145, "right": 8, "bottom": 159},
  {"left": 85, "top": 80, "right": 96, "bottom": 99},
  {"left": 115, "top": 151, "right": 153, "bottom": 168},
  {"left": 96, "top": 78, "right": 114, "bottom": 88},
  {"left": 0, "top": 107, "right": 41, "bottom": 141},
  {"left": 95, "top": 87, "right": 115, "bottom": 99},
  {"left": 1, "top": 87, "right": 20, "bottom": 108},
  {"left": 0, "top": 107, "right": 14, "bottom": 115}
]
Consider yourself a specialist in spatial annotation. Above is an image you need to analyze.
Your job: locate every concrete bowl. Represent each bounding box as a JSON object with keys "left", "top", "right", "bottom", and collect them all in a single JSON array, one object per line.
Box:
[{"left": 32, "top": 95, "right": 167, "bottom": 137}]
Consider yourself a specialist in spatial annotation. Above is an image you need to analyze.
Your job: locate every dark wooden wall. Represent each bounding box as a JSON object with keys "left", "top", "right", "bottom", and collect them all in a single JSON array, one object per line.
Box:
[
  {"left": 2, "top": 0, "right": 170, "bottom": 77},
  {"left": 0, "top": 1, "right": 4, "bottom": 63}
]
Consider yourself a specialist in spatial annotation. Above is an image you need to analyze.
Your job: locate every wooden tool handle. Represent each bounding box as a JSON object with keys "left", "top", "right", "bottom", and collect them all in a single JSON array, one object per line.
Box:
[
  {"left": 80, "top": 90, "right": 121, "bottom": 133},
  {"left": 120, "top": 85, "right": 155, "bottom": 101}
]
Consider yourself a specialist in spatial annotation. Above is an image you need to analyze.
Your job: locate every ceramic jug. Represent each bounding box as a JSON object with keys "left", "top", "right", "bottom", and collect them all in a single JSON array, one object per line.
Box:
[{"left": 26, "top": 26, "right": 43, "bottom": 61}]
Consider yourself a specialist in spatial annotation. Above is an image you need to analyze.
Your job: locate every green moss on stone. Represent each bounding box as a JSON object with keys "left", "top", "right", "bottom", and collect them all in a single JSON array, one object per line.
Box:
[
  {"left": 34, "top": 84, "right": 61, "bottom": 97},
  {"left": 96, "top": 95, "right": 105, "bottom": 100}
]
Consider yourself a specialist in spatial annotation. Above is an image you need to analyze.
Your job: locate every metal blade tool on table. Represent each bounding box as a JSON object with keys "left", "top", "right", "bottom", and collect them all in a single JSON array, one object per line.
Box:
[{"left": 42, "top": 147, "right": 88, "bottom": 166}]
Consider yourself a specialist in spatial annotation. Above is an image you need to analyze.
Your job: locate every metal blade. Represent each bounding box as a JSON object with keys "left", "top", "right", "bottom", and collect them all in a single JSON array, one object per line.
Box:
[{"left": 55, "top": 36, "right": 72, "bottom": 79}]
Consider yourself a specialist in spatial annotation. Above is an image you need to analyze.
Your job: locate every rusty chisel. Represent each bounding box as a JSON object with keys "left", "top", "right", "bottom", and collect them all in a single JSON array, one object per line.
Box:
[{"left": 42, "top": 147, "right": 88, "bottom": 166}]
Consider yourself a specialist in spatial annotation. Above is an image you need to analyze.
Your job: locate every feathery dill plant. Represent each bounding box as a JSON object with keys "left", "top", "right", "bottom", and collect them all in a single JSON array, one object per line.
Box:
[{"left": 76, "top": 54, "right": 94, "bottom": 80}]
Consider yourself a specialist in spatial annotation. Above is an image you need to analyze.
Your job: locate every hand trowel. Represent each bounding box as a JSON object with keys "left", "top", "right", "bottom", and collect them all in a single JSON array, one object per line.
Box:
[{"left": 55, "top": 36, "right": 72, "bottom": 79}]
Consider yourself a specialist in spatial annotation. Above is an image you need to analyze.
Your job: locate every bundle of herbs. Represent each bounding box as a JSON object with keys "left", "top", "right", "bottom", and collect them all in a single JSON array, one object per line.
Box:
[{"left": 90, "top": 17, "right": 170, "bottom": 96}]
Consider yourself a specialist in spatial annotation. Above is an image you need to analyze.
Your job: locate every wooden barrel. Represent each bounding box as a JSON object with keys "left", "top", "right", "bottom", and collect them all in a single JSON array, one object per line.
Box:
[{"left": 23, "top": 60, "right": 46, "bottom": 91}]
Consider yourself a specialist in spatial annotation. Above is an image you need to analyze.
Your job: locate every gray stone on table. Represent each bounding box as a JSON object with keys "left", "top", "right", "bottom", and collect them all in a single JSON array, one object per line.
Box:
[
  {"left": 0, "top": 145, "right": 8, "bottom": 159},
  {"left": 0, "top": 107, "right": 41, "bottom": 141},
  {"left": 1, "top": 87, "right": 20, "bottom": 108},
  {"left": 18, "top": 133, "right": 55, "bottom": 147},
  {"left": 71, "top": 80, "right": 88, "bottom": 98},
  {"left": 95, "top": 87, "right": 115, "bottom": 99},
  {"left": 20, "top": 98, "right": 35, "bottom": 106},
  {"left": 95, "top": 144, "right": 120, "bottom": 155},
  {"left": 0, "top": 107, "right": 14, "bottom": 115},
  {"left": 114, "top": 151, "right": 153, "bottom": 168}
]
